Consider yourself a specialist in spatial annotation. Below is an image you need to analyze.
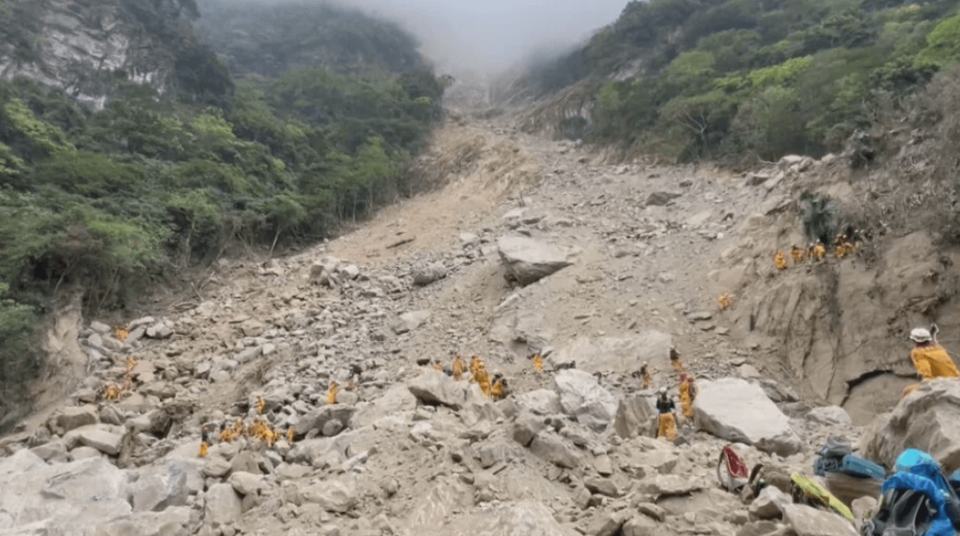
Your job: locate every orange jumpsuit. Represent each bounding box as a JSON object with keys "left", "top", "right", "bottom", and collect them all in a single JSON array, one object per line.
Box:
[
  {"left": 641, "top": 370, "right": 651, "bottom": 389},
  {"left": 452, "top": 358, "right": 466, "bottom": 381},
  {"left": 671, "top": 359, "right": 686, "bottom": 374},
  {"left": 327, "top": 383, "right": 339, "bottom": 405},
  {"left": 476, "top": 369, "right": 491, "bottom": 397},
  {"left": 490, "top": 379, "right": 506, "bottom": 401},
  {"left": 679, "top": 380, "right": 696, "bottom": 418},
  {"left": 902, "top": 343, "right": 960, "bottom": 396},
  {"left": 656, "top": 397, "right": 678, "bottom": 441}
]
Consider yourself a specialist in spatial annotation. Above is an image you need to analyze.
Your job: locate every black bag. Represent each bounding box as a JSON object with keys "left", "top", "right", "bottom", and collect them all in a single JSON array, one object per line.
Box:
[{"left": 861, "top": 488, "right": 937, "bottom": 536}]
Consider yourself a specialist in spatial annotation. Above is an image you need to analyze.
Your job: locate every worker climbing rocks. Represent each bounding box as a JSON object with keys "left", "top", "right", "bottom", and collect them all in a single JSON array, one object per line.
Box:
[
  {"left": 327, "top": 380, "right": 339, "bottom": 405},
  {"left": 773, "top": 249, "right": 789, "bottom": 270},
  {"left": 670, "top": 348, "right": 686, "bottom": 374},
  {"left": 532, "top": 353, "right": 544, "bottom": 372},
  {"left": 432, "top": 359, "right": 444, "bottom": 372},
  {"left": 639, "top": 362, "right": 651, "bottom": 389},
  {"left": 346, "top": 363, "right": 362, "bottom": 391},
  {"left": 811, "top": 241, "right": 826, "bottom": 261},
  {"left": 678, "top": 373, "right": 697, "bottom": 419},
  {"left": 902, "top": 326, "right": 960, "bottom": 397},
  {"left": 490, "top": 371, "right": 508, "bottom": 401},
  {"left": 475, "top": 362, "right": 492, "bottom": 397},
  {"left": 656, "top": 387, "right": 678, "bottom": 442},
  {"left": 199, "top": 427, "right": 210, "bottom": 458},
  {"left": 469, "top": 355, "right": 482, "bottom": 379},
  {"left": 790, "top": 245, "right": 805, "bottom": 265},
  {"left": 452, "top": 354, "right": 466, "bottom": 381}
]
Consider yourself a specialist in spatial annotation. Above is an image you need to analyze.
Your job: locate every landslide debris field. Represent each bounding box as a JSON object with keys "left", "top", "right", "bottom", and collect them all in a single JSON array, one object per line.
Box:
[{"left": 2, "top": 99, "right": 960, "bottom": 536}]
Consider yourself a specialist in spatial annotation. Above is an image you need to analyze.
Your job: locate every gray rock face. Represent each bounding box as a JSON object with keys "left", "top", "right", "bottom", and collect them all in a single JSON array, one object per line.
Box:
[
  {"left": 806, "top": 406, "right": 852, "bottom": 427},
  {"left": 392, "top": 310, "right": 432, "bottom": 334},
  {"left": 529, "top": 432, "right": 581, "bottom": 468},
  {"left": 554, "top": 369, "right": 618, "bottom": 432},
  {"left": 407, "top": 371, "right": 467, "bottom": 409},
  {"left": 130, "top": 460, "right": 198, "bottom": 512},
  {"left": 513, "top": 411, "right": 547, "bottom": 447},
  {"left": 497, "top": 236, "right": 573, "bottom": 286},
  {"left": 228, "top": 471, "right": 262, "bottom": 496},
  {"left": 301, "top": 477, "right": 358, "bottom": 513},
  {"left": 646, "top": 191, "right": 682, "bottom": 206},
  {"left": 749, "top": 486, "right": 788, "bottom": 520},
  {"left": 293, "top": 405, "right": 357, "bottom": 438},
  {"left": 0, "top": 450, "right": 132, "bottom": 534},
  {"left": 622, "top": 515, "right": 659, "bottom": 536},
  {"left": 781, "top": 504, "right": 857, "bottom": 536},
  {"left": 693, "top": 378, "right": 801, "bottom": 456},
  {"left": 861, "top": 379, "right": 960, "bottom": 471},
  {"left": 411, "top": 263, "right": 448, "bottom": 286},
  {"left": 475, "top": 501, "right": 569, "bottom": 536},
  {"left": 77, "top": 428, "right": 123, "bottom": 456},
  {"left": 553, "top": 332, "right": 673, "bottom": 374},
  {"left": 639, "top": 474, "right": 702, "bottom": 496},
  {"left": 515, "top": 389, "right": 563, "bottom": 415},
  {"left": 614, "top": 395, "right": 656, "bottom": 439},
  {"left": 587, "top": 510, "right": 631, "bottom": 536},
  {"left": 205, "top": 483, "right": 242, "bottom": 528},
  {"left": 55, "top": 405, "right": 99, "bottom": 434}
]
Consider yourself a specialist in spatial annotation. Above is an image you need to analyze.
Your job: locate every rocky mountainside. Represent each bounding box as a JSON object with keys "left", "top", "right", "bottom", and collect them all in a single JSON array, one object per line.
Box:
[
  {"left": 194, "top": 0, "right": 432, "bottom": 79},
  {"left": 0, "top": 0, "right": 231, "bottom": 109},
  {"left": 1, "top": 101, "right": 958, "bottom": 535}
]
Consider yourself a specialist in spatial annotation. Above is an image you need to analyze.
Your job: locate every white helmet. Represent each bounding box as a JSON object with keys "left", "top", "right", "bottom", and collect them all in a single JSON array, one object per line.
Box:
[
  {"left": 910, "top": 328, "right": 932, "bottom": 343},
  {"left": 659, "top": 386, "right": 668, "bottom": 395}
]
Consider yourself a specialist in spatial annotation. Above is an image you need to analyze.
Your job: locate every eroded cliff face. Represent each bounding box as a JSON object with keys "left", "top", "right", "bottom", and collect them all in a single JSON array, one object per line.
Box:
[{"left": 0, "top": 0, "right": 201, "bottom": 109}]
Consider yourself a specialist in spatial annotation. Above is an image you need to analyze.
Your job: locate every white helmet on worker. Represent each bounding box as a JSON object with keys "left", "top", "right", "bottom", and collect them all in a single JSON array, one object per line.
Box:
[
  {"left": 659, "top": 386, "right": 668, "bottom": 395},
  {"left": 910, "top": 328, "right": 932, "bottom": 343}
]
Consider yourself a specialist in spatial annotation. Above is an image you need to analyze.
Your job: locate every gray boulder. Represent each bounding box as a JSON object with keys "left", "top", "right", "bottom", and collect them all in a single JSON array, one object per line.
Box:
[
  {"left": 497, "top": 236, "right": 573, "bottom": 286},
  {"left": 639, "top": 474, "right": 702, "bottom": 496},
  {"left": 301, "top": 476, "right": 358, "bottom": 513},
  {"left": 613, "top": 395, "right": 656, "bottom": 439},
  {"left": 391, "top": 310, "right": 431, "bottom": 334},
  {"left": 292, "top": 404, "right": 357, "bottom": 439},
  {"left": 408, "top": 370, "right": 467, "bottom": 410},
  {"left": 693, "top": 378, "right": 801, "bottom": 456},
  {"left": 412, "top": 263, "right": 447, "bottom": 286},
  {"left": 782, "top": 504, "right": 857, "bottom": 536},
  {"left": 529, "top": 432, "right": 581, "bottom": 469},
  {"left": 806, "top": 406, "right": 852, "bottom": 427},
  {"left": 54, "top": 405, "right": 99, "bottom": 434},
  {"left": 554, "top": 369, "right": 618, "bottom": 432},
  {"left": 204, "top": 483, "right": 242, "bottom": 528},
  {"left": 514, "top": 389, "right": 563, "bottom": 416},
  {"left": 475, "top": 501, "right": 568, "bottom": 536},
  {"left": 646, "top": 191, "right": 682, "bottom": 206},
  {"left": 130, "top": 460, "right": 199, "bottom": 512},
  {"left": 553, "top": 332, "right": 673, "bottom": 374},
  {"left": 861, "top": 379, "right": 960, "bottom": 471}
]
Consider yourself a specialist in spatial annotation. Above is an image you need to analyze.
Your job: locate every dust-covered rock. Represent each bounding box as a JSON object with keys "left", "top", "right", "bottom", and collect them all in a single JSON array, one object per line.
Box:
[
  {"left": 408, "top": 370, "right": 467, "bottom": 409},
  {"left": 497, "top": 235, "right": 573, "bottom": 286},
  {"left": 412, "top": 262, "right": 448, "bottom": 286},
  {"left": 555, "top": 369, "right": 618, "bottom": 432},
  {"left": 861, "top": 379, "right": 960, "bottom": 470},
  {"left": 694, "top": 378, "right": 801, "bottom": 456},
  {"left": 781, "top": 504, "right": 857, "bottom": 536}
]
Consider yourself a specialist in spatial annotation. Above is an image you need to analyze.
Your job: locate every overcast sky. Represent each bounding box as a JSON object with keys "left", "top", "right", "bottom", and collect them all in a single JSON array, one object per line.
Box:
[{"left": 336, "top": 0, "right": 629, "bottom": 73}]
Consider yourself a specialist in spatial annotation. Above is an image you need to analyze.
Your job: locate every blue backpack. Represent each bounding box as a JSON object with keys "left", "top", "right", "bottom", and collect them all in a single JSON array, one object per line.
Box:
[{"left": 861, "top": 450, "right": 960, "bottom": 536}]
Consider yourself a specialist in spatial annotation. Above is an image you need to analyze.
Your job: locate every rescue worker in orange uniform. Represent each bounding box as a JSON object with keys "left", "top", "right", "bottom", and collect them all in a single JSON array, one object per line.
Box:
[
  {"left": 670, "top": 348, "right": 686, "bottom": 374},
  {"left": 452, "top": 355, "right": 466, "bottom": 381},
  {"left": 490, "top": 371, "right": 508, "bottom": 401},
  {"left": 469, "top": 355, "right": 482, "bottom": 378},
  {"left": 475, "top": 362, "right": 491, "bottom": 397},
  {"left": 678, "top": 373, "right": 697, "bottom": 419},
  {"left": 327, "top": 380, "right": 339, "bottom": 405},
  {"left": 633, "top": 362, "right": 651, "bottom": 390},
  {"left": 199, "top": 427, "right": 210, "bottom": 457},
  {"left": 902, "top": 326, "right": 960, "bottom": 397},
  {"left": 656, "top": 387, "right": 678, "bottom": 442}
]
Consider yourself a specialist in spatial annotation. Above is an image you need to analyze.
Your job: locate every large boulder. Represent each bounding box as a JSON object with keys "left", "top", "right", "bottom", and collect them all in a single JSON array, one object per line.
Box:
[
  {"left": 553, "top": 332, "right": 673, "bottom": 374},
  {"left": 408, "top": 371, "right": 467, "bottom": 410},
  {"left": 861, "top": 379, "right": 960, "bottom": 471},
  {"left": 554, "top": 369, "right": 618, "bottom": 432},
  {"left": 204, "top": 483, "right": 242, "bottom": 528},
  {"left": 130, "top": 459, "right": 200, "bottom": 512},
  {"left": 515, "top": 389, "right": 563, "bottom": 416},
  {"left": 497, "top": 236, "right": 573, "bottom": 286},
  {"left": 411, "top": 263, "right": 448, "bottom": 286},
  {"left": 529, "top": 432, "right": 582, "bottom": 469},
  {"left": 613, "top": 395, "right": 656, "bottom": 439},
  {"left": 0, "top": 450, "right": 132, "bottom": 534},
  {"left": 782, "top": 504, "right": 857, "bottom": 536},
  {"left": 54, "top": 405, "right": 99, "bottom": 434},
  {"left": 693, "top": 378, "right": 801, "bottom": 456},
  {"left": 292, "top": 405, "right": 357, "bottom": 439},
  {"left": 301, "top": 476, "right": 358, "bottom": 513}
]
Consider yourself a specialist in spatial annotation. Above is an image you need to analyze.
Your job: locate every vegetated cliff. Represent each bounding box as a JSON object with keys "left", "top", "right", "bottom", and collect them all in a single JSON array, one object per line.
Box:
[
  {"left": 195, "top": 0, "right": 433, "bottom": 79},
  {"left": 501, "top": 0, "right": 960, "bottom": 164},
  {"left": 0, "top": 0, "right": 232, "bottom": 110}
]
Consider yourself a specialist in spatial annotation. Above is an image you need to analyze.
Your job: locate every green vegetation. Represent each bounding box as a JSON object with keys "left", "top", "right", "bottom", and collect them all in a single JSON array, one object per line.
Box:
[
  {"left": 533, "top": 0, "right": 960, "bottom": 163},
  {"left": 0, "top": 2, "right": 444, "bottom": 413}
]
